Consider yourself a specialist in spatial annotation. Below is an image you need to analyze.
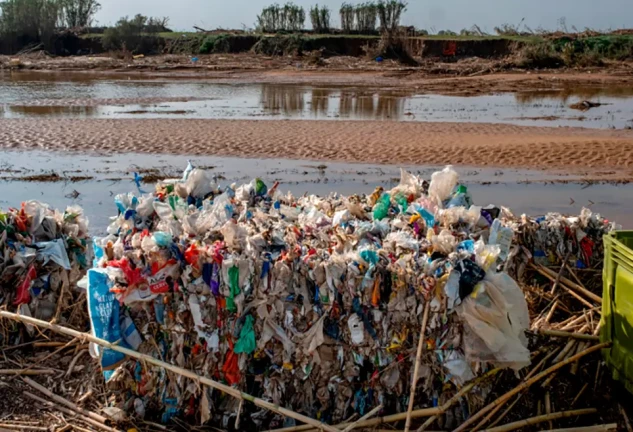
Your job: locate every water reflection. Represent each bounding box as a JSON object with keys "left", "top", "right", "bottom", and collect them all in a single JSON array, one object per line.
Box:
[
  {"left": 515, "top": 86, "right": 633, "bottom": 104},
  {"left": 259, "top": 85, "right": 404, "bottom": 119},
  {"left": 4, "top": 105, "right": 98, "bottom": 116}
]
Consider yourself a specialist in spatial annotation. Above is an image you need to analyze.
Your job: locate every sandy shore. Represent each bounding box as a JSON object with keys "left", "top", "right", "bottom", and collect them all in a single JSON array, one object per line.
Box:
[{"left": 2, "top": 118, "right": 633, "bottom": 177}]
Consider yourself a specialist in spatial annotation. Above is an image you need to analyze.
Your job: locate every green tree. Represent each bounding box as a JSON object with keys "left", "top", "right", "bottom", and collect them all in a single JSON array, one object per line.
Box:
[
  {"left": 59, "top": 0, "right": 100, "bottom": 28},
  {"left": 310, "top": 4, "right": 330, "bottom": 33}
]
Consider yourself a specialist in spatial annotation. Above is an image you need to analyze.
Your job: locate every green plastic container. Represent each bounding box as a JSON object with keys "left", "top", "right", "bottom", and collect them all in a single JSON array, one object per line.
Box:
[{"left": 601, "top": 231, "right": 633, "bottom": 393}]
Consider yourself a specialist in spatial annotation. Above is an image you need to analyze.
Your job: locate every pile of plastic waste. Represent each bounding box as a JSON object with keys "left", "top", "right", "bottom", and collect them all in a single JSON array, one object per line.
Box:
[
  {"left": 0, "top": 202, "right": 90, "bottom": 332},
  {"left": 82, "top": 165, "right": 543, "bottom": 429}
]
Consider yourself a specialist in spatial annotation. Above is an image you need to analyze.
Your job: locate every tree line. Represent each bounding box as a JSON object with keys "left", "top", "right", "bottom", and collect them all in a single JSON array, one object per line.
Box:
[
  {"left": 257, "top": 1, "right": 407, "bottom": 34},
  {"left": 0, "top": 0, "right": 101, "bottom": 50}
]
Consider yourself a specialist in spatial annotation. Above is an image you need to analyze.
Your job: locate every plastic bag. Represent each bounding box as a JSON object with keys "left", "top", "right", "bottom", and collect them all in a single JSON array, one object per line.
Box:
[
  {"left": 184, "top": 168, "right": 216, "bottom": 199},
  {"left": 390, "top": 168, "right": 422, "bottom": 197},
  {"left": 457, "top": 271, "right": 530, "bottom": 370},
  {"left": 373, "top": 193, "right": 391, "bottom": 221},
  {"left": 429, "top": 166, "right": 459, "bottom": 205},
  {"left": 431, "top": 229, "right": 457, "bottom": 255},
  {"left": 24, "top": 239, "right": 71, "bottom": 270},
  {"left": 234, "top": 315, "right": 256, "bottom": 354},
  {"left": 489, "top": 219, "right": 514, "bottom": 262}
]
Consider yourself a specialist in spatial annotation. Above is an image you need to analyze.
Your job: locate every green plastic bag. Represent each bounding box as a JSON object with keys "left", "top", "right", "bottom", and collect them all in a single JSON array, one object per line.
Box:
[
  {"left": 234, "top": 315, "right": 256, "bottom": 354},
  {"left": 226, "top": 266, "right": 240, "bottom": 313},
  {"left": 255, "top": 178, "right": 268, "bottom": 196},
  {"left": 373, "top": 193, "right": 391, "bottom": 220}
]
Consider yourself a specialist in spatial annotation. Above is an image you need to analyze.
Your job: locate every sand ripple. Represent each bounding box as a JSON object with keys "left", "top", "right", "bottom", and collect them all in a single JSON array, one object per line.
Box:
[{"left": 1, "top": 118, "right": 632, "bottom": 173}]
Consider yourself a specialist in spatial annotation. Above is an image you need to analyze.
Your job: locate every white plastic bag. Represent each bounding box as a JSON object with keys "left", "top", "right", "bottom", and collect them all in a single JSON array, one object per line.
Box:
[
  {"left": 431, "top": 229, "right": 457, "bottom": 255},
  {"left": 429, "top": 166, "right": 459, "bottom": 205},
  {"left": 184, "top": 169, "right": 217, "bottom": 199},
  {"left": 390, "top": 168, "right": 422, "bottom": 196},
  {"left": 457, "top": 271, "right": 530, "bottom": 370}
]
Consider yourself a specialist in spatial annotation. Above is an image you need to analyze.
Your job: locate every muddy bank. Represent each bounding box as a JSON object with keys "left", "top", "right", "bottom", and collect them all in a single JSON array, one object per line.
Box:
[
  {"left": 1, "top": 118, "right": 632, "bottom": 178},
  {"left": 3, "top": 61, "right": 633, "bottom": 98}
]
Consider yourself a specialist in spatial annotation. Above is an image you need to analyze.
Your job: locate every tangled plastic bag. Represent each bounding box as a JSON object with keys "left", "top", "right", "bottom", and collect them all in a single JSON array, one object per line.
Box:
[
  {"left": 429, "top": 165, "right": 459, "bottom": 205},
  {"left": 457, "top": 271, "right": 530, "bottom": 370}
]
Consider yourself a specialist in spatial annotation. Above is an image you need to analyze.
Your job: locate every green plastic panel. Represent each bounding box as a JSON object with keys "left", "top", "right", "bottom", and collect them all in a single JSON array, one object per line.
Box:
[{"left": 601, "top": 231, "right": 633, "bottom": 393}]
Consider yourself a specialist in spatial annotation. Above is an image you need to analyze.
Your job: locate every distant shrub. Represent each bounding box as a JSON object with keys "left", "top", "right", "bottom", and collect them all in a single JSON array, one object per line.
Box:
[
  {"left": 519, "top": 42, "right": 563, "bottom": 68},
  {"left": 102, "top": 14, "right": 163, "bottom": 54},
  {"left": 252, "top": 34, "right": 306, "bottom": 55},
  {"left": 199, "top": 34, "right": 231, "bottom": 54}
]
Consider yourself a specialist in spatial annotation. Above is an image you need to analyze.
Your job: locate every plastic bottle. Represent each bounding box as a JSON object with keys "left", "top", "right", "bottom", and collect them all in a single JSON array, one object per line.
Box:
[{"left": 489, "top": 219, "right": 513, "bottom": 261}]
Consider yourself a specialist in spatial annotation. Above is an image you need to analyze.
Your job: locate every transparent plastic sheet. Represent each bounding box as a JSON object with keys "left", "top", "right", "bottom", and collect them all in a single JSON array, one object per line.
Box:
[
  {"left": 457, "top": 271, "right": 530, "bottom": 370},
  {"left": 429, "top": 165, "right": 459, "bottom": 205}
]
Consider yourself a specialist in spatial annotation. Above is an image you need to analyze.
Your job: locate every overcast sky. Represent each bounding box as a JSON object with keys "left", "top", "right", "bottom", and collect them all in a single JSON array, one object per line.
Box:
[{"left": 96, "top": 0, "right": 633, "bottom": 33}]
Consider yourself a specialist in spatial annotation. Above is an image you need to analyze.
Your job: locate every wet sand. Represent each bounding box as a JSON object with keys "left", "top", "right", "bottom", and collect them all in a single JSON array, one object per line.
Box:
[{"left": 1, "top": 118, "right": 632, "bottom": 177}]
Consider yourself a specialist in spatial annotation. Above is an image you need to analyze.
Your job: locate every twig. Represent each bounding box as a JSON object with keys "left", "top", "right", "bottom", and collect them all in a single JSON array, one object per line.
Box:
[
  {"left": 0, "top": 425, "right": 48, "bottom": 431},
  {"left": 0, "top": 369, "right": 55, "bottom": 375},
  {"left": 545, "top": 392, "right": 552, "bottom": 429},
  {"left": 533, "top": 264, "right": 601, "bottom": 304},
  {"left": 22, "top": 391, "right": 119, "bottom": 432},
  {"left": 453, "top": 342, "right": 610, "bottom": 432},
  {"left": 472, "top": 348, "right": 559, "bottom": 431},
  {"left": 538, "top": 329, "right": 599, "bottom": 341},
  {"left": 571, "top": 383, "right": 589, "bottom": 408},
  {"left": 546, "top": 424, "right": 617, "bottom": 432},
  {"left": 482, "top": 408, "right": 597, "bottom": 432},
  {"left": 416, "top": 368, "right": 501, "bottom": 431},
  {"left": 550, "top": 251, "right": 572, "bottom": 294},
  {"left": 64, "top": 349, "right": 88, "bottom": 378},
  {"left": 404, "top": 301, "right": 431, "bottom": 432},
  {"left": 342, "top": 404, "right": 383, "bottom": 432},
  {"left": 620, "top": 404, "right": 633, "bottom": 432},
  {"left": 234, "top": 399, "right": 244, "bottom": 430},
  {"left": 22, "top": 377, "right": 108, "bottom": 424},
  {"left": 2, "top": 311, "right": 343, "bottom": 432}
]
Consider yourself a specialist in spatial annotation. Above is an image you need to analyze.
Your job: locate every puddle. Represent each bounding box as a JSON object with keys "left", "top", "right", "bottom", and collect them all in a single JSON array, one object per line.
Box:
[
  {"left": 1, "top": 72, "right": 633, "bottom": 128},
  {"left": 1, "top": 151, "right": 631, "bottom": 234}
]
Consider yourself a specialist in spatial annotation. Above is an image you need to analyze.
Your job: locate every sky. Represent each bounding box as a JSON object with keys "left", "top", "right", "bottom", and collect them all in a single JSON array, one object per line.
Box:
[{"left": 95, "top": 0, "right": 633, "bottom": 33}]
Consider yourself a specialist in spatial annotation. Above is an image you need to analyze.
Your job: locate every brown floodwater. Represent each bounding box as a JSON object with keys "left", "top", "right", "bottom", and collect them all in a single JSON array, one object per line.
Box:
[{"left": 1, "top": 71, "right": 633, "bottom": 128}]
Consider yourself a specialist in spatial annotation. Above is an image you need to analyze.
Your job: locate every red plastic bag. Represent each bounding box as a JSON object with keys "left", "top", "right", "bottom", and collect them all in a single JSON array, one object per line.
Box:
[
  {"left": 222, "top": 339, "right": 240, "bottom": 385},
  {"left": 14, "top": 265, "right": 37, "bottom": 305},
  {"left": 108, "top": 258, "right": 145, "bottom": 287},
  {"left": 185, "top": 245, "right": 200, "bottom": 270}
]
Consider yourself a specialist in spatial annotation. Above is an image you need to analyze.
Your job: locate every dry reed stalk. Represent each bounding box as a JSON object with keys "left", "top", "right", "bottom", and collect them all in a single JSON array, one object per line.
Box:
[
  {"left": 23, "top": 377, "right": 108, "bottom": 424},
  {"left": 538, "top": 329, "right": 599, "bottom": 341},
  {"left": 404, "top": 301, "right": 431, "bottom": 432},
  {"left": 341, "top": 404, "right": 383, "bottom": 432},
  {"left": 22, "top": 391, "right": 119, "bottom": 432},
  {"left": 471, "top": 348, "right": 559, "bottom": 431},
  {"left": 546, "top": 424, "right": 617, "bottom": 432},
  {"left": 545, "top": 392, "right": 552, "bottom": 429},
  {"left": 416, "top": 368, "right": 502, "bottom": 431},
  {"left": 620, "top": 404, "right": 633, "bottom": 432},
  {"left": 1, "top": 311, "right": 341, "bottom": 432},
  {"left": 571, "top": 383, "right": 589, "bottom": 408},
  {"left": 453, "top": 342, "right": 610, "bottom": 432},
  {"left": 533, "top": 264, "right": 602, "bottom": 303},
  {"left": 482, "top": 408, "right": 597, "bottom": 432},
  {"left": 0, "top": 369, "right": 55, "bottom": 375}
]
